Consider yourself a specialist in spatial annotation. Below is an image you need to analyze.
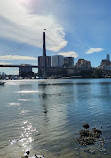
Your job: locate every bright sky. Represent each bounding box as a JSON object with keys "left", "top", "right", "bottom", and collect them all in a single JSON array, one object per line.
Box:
[{"left": 0, "top": 0, "right": 111, "bottom": 74}]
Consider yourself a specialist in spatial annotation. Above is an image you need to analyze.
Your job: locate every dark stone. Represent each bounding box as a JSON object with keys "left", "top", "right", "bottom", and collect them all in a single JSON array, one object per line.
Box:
[
  {"left": 35, "top": 155, "right": 44, "bottom": 158},
  {"left": 84, "top": 148, "right": 95, "bottom": 154},
  {"left": 21, "top": 156, "right": 28, "bottom": 158},
  {"left": 83, "top": 123, "right": 90, "bottom": 129},
  {"left": 77, "top": 125, "right": 102, "bottom": 146},
  {"left": 44, "top": 109, "right": 47, "bottom": 114},
  {"left": 21, "top": 151, "right": 30, "bottom": 158},
  {"left": 92, "top": 128, "right": 102, "bottom": 134},
  {"left": 26, "top": 151, "right": 30, "bottom": 155},
  {"left": 78, "top": 136, "right": 95, "bottom": 145},
  {"left": 79, "top": 129, "right": 93, "bottom": 137}
]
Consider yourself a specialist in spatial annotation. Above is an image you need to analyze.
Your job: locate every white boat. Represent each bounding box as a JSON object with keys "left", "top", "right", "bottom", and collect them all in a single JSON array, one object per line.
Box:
[{"left": 0, "top": 81, "right": 5, "bottom": 85}]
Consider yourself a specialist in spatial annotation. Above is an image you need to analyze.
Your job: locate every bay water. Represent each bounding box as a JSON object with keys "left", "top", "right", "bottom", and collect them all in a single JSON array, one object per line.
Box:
[{"left": 0, "top": 79, "right": 111, "bottom": 158}]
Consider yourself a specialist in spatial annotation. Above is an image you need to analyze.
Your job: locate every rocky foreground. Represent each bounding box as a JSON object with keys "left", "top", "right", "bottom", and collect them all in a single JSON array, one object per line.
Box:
[
  {"left": 77, "top": 123, "right": 102, "bottom": 146},
  {"left": 21, "top": 151, "right": 44, "bottom": 158}
]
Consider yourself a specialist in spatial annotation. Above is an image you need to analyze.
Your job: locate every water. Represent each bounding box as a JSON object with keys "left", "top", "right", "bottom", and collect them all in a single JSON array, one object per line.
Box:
[{"left": 0, "top": 79, "right": 111, "bottom": 158}]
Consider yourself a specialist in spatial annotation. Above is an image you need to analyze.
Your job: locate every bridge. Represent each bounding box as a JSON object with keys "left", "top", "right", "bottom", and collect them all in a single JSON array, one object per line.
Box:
[
  {"left": 0, "top": 31, "right": 91, "bottom": 78},
  {"left": 0, "top": 31, "right": 75, "bottom": 78},
  {"left": 0, "top": 31, "right": 49, "bottom": 78},
  {"left": 0, "top": 64, "right": 85, "bottom": 70},
  {"left": 0, "top": 65, "right": 40, "bottom": 68}
]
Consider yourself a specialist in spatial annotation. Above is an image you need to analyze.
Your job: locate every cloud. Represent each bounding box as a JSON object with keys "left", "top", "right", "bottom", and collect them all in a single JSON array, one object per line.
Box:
[
  {"left": 0, "top": 62, "right": 11, "bottom": 65},
  {"left": 58, "top": 51, "right": 78, "bottom": 58},
  {"left": 85, "top": 48, "right": 104, "bottom": 54},
  {"left": 0, "top": 0, "right": 67, "bottom": 52},
  {"left": 0, "top": 55, "right": 37, "bottom": 60}
]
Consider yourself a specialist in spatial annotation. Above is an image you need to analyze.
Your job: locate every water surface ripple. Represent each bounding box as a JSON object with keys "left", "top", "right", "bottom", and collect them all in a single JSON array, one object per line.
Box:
[{"left": 0, "top": 79, "right": 111, "bottom": 158}]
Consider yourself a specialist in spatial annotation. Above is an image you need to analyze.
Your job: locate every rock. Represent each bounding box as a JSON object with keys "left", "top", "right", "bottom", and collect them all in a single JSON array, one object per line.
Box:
[
  {"left": 26, "top": 151, "right": 30, "bottom": 155},
  {"left": 77, "top": 125, "right": 102, "bottom": 146},
  {"left": 44, "top": 109, "right": 47, "bottom": 114},
  {"left": 83, "top": 123, "right": 90, "bottom": 129},
  {"left": 21, "top": 150, "right": 30, "bottom": 158},
  {"left": 35, "top": 155, "right": 45, "bottom": 158},
  {"left": 78, "top": 136, "right": 95, "bottom": 145},
  {"left": 84, "top": 148, "right": 95, "bottom": 154},
  {"left": 21, "top": 151, "right": 45, "bottom": 158},
  {"left": 92, "top": 128, "right": 102, "bottom": 134},
  {"left": 21, "top": 155, "right": 28, "bottom": 158},
  {"left": 79, "top": 130, "right": 92, "bottom": 137},
  {"left": 21, "top": 156, "right": 28, "bottom": 158}
]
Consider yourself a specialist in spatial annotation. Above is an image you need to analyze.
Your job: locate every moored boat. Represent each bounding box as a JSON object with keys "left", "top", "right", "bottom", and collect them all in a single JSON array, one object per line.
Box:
[{"left": 0, "top": 81, "right": 5, "bottom": 85}]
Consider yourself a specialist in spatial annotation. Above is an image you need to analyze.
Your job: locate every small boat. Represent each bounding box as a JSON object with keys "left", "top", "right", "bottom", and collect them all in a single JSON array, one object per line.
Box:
[{"left": 0, "top": 81, "right": 5, "bottom": 85}]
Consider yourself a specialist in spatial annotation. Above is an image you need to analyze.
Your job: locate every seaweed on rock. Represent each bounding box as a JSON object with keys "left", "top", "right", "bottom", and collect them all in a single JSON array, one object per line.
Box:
[{"left": 77, "top": 124, "right": 102, "bottom": 146}]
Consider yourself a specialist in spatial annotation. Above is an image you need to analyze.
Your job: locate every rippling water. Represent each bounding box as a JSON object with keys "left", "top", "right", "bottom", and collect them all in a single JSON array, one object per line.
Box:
[{"left": 0, "top": 79, "right": 111, "bottom": 158}]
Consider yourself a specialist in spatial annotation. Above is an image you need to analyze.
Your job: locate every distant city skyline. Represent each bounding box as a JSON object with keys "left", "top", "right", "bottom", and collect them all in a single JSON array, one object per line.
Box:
[
  {"left": 0, "top": 0, "right": 111, "bottom": 74},
  {"left": 0, "top": 53, "right": 110, "bottom": 75}
]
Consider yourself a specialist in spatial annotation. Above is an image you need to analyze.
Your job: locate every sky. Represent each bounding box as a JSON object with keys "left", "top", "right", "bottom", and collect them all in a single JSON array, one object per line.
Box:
[{"left": 0, "top": 0, "right": 111, "bottom": 74}]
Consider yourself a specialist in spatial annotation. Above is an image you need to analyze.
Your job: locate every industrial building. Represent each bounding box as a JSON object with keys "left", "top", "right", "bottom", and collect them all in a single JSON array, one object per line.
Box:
[
  {"left": 38, "top": 56, "right": 51, "bottom": 77},
  {"left": 19, "top": 64, "right": 34, "bottom": 78},
  {"left": 52, "top": 55, "right": 64, "bottom": 67}
]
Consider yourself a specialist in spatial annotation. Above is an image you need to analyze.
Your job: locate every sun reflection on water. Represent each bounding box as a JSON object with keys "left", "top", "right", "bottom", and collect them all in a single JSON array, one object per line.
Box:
[
  {"left": 9, "top": 120, "right": 38, "bottom": 152},
  {"left": 19, "top": 109, "right": 29, "bottom": 115},
  {"left": 19, "top": 121, "right": 38, "bottom": 151}
]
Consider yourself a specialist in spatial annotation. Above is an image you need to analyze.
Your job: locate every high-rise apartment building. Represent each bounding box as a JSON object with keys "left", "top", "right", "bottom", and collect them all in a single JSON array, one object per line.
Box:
[
  {"left": 64, "top": 57, "right": 74, "bottom": 67},
  {"left": 106, "top": 54, "right": 110, "bottom": 61},
  {"left": 76, "top": 59, "right": 91, "bottom": 69},
  {"left": 99, "top": 54, "right": 111, "bottom": 69}
]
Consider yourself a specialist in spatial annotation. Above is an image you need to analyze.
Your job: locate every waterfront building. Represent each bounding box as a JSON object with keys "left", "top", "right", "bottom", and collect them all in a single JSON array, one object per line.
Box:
[
  {"left": 100, "top": 59, "right": 110, "bottom": 67},
  {"left": 106, "top": 54, "right": 110, "bottom": 61},
  {"left": 38, "top": 56, "right": 51, "bottom": 77},
  {"left": 75, "top": 59, "right": 91, "bottom": 69},
  {"left": 67, "top": 68, "right": 81, "bottom": 76},
  {"left": 2, "top": 72, "right": 6, "bottom": 76},
  {"left": 52, "top": 55, "right": 64, "bottom": 67},
  {"left": 103, "top": 66, "right": 111, "bottom": 70},
  {"left": 0, "top": 72, "right": 6, "bottom": 79},
  {"left": 38, "top": 56, "right": 51, "bottom": 67},
  {"left": 19, "top": 64, "right": 34, "bottom": 78},
  {"left": 99, "top": 54, "right": 111, "bottom": 69},
  {"left": 64, "top": 57, "right": 74, "bottom": 67}
]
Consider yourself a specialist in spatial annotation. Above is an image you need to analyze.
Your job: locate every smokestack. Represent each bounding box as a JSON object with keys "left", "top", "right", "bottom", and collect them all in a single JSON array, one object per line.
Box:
[
  {"left": 43, "top": 31, "right": 46, "bottom": 57},
  {"left": 42, "top": 30, "right": 47, "bottom": 78}
]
